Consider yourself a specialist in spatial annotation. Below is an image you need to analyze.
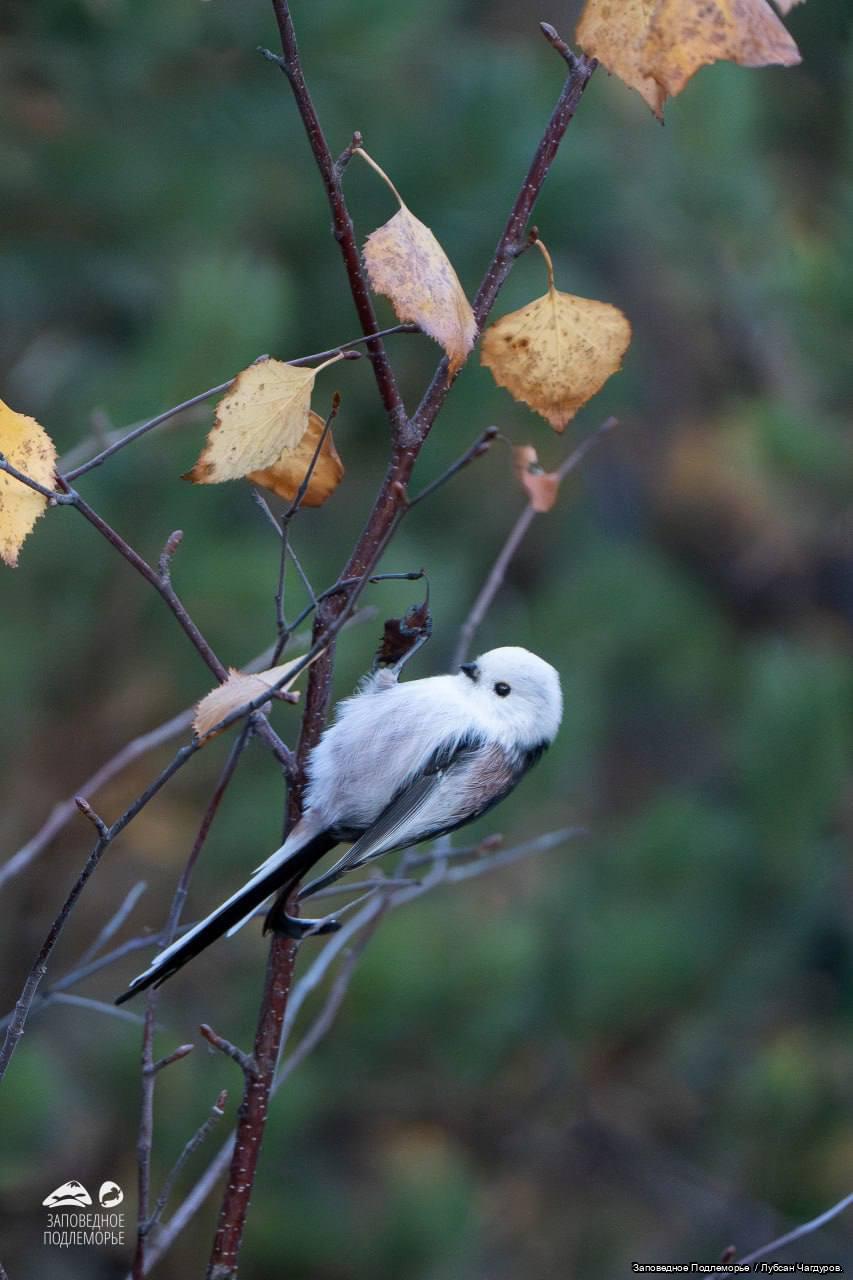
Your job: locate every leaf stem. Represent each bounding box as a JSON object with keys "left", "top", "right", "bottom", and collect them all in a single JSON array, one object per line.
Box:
[{"left": 352, "top": 146, "right": 405, "bottom": 207}]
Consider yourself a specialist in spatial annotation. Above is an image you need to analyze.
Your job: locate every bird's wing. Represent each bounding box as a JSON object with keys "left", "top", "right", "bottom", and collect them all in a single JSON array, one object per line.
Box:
[{"left": 301, "top": 737, "right": 522, "bottom": 897}]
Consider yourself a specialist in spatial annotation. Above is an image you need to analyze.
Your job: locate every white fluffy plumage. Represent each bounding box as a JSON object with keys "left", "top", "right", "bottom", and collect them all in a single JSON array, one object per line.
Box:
[{"left": 117, "top": 646, "right": 562, "bottom": 1002}]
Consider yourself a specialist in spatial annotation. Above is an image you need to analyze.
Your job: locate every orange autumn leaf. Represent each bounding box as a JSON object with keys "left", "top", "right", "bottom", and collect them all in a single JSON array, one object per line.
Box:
[
  {"left": 513, "top": 445, "right": 561, "bottom": 513},
  {"left": 358, "top": 148, "right": 476, "bottom": 375},
  {"left": 577, "top": 0, "right": 667, "bottom": 118},
  {"left": 642, "top": 0, "right": 801, "bottom": 99},
  {"left": 184, "top": 353, "right": 343, "bottom": 485},
  {"left": 193, "top": 656, "right": 309, "bottom": 740},
  {"left": 249, "top": 409, "right": 344, "bottom": 506},
  {"left": 480, "top": 240, "right": 631, "bottom": 432},
  {"left": 576, "top": 0, "right": 801, "bottom": 117},
  {"left": 0, "top": 399, "right": 57, "bottom": 567}
]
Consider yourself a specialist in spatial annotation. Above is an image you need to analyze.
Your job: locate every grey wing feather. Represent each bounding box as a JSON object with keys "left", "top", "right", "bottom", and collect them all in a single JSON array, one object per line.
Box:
[{"left": 300, "top": 738, "right": 520, "bottom": 898}]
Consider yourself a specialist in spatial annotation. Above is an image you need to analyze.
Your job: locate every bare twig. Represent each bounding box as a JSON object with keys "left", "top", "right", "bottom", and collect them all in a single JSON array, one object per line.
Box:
[
  {"left": 407, "top": 426, "right": 500, "bottom": 509},
  {"left": 62, "top": 326, "right": 417, "bottom": 482},
  {"left": 48, "top": 992, "right": 147, "bottom": 1027},
  {"left": 0, "top": 737, "right": 197, "bottom": 1085},
  {"left": 267, "top": 2, "right": 407, "bottom": 435},
  {"left": 132, "top": 996, "right": 157, "bottom": 1280},
  {"left": 200, "top": 1024, "right": 256, "bottom": 1078},
  {"left": 709, "top": 1190, "right": 853, "bottom": 1277},
  {"left": 149, "top": 1044, "right": 195, "bottom": 1076},
  {"left": 452, "top": 417, "right": 617, "bottom": 668},
  {"left": 1, "top": 708, "right": 193, "bottom": 891},
  {"left": 134, "top": 1017, "right": 195, "bottom": 1278},
  {"left": 77, "top": 882, "right": 148, "bottom": 968},
  {"left": 142, "top": 1090, "right": 229, "bottom": 1239},
  {"left": 164, "top": 722, "right": 254, "bottom": 944}
]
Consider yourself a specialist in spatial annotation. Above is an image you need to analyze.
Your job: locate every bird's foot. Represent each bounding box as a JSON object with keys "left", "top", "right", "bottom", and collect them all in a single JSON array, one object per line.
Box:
[{"left": 274, "top": 912, "right": 341, "bottom": 940}]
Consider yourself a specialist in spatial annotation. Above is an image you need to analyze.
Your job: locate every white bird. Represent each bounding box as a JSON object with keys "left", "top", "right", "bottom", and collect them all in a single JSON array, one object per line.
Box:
[{"left": 117, "top": 646, "right": 562, "bottom": 1003}]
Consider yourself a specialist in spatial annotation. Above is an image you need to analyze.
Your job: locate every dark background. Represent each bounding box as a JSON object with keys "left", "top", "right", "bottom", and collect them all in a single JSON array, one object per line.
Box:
[{"left": 1, "top": 1, "right": 852, "bottom": 1276}]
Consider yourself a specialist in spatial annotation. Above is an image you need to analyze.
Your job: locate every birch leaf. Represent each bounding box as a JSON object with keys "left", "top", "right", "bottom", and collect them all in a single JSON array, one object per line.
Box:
[
  {"left": 358, "top": 149, "right": 476, "bottom": 375},
  {"left": 248, "top": 410, "right": 344, "bottom": 506},
  {"left": 513, "top": 445, "right": 562, "bottom": 514},
  {"left": 641, "top": 0, "right": 801, "bottom": 98},
  {"left": 481, "top": 241, "right": 631, "bottom": 432},
  {"left": 184, "top": 354, "right": 342, "bottom": 485},
  {"left": 194, "top": 657, "right": 308, "bottom": 740},
  {"left": 577, "top": 0, "right": 667, "bottom": 118},
  {"left": 0, "top": 399, "right": 57, "bottom": 567}
]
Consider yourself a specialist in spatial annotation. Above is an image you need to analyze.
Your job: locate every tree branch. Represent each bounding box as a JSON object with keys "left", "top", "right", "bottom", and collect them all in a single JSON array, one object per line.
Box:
[
  {"left": 204, "top": 12, "right": 597, "bottom": 1275},
  {"left": 451, "top": 417, "right": 617, "bottom": 669},
  {"left": 268, "top": 1, "right": 407, "bottom": 435}
]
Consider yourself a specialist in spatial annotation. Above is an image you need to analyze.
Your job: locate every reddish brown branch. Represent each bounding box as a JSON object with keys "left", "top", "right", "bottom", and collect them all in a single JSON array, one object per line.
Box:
[
  {"left": 206, "top": 8, "right": 597, "bottom": 1276},
  {"left": 267, "top": 2, "right": 407, "bottom": 435}
]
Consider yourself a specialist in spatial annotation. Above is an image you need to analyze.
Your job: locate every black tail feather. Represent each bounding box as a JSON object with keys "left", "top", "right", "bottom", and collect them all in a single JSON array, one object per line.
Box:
[{"left": 115, "top": 832, "right": 336, "bottom": 1004}]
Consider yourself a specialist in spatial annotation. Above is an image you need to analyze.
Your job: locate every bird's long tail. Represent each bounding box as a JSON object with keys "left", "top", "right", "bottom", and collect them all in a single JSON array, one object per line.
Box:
[{"left": 116, "top": 829, "right": 336, "bottom": 1004}]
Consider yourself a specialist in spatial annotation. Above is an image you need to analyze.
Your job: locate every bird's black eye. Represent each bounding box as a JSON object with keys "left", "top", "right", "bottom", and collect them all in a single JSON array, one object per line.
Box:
[{"left": 494, "top": 681, "right": 511, "bottom": 697}]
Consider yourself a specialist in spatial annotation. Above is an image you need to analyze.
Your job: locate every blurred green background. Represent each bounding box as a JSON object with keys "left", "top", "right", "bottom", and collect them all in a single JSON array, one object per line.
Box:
[{"left": 1, "top": 1, "right": 852, "bottom": 1276}]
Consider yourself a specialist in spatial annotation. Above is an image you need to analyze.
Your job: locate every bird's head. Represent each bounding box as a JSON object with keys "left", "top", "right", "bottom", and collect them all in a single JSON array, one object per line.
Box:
[{"left": 458, "top": 646, "right": 562, "bottom": 749}]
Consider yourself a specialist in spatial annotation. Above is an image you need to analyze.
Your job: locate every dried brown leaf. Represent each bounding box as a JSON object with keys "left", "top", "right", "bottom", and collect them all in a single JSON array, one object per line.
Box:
[
  {"left": 513, "top": 445, "right": 561, "bottom": 513},
  {"left": 641, "top": 0, "right": 801, "bottom": 97},
  {"left": 577, "top": 0, "right": 667, "bottom": 118},
  {"left": 358, "top": 149, "right": 476, "bottom": 375},
  {"left": 481, "top": 242, "right": 631, "bottom": 432},
  {"left": 184, "top": 355, "right": 342, "bottom": 485},
  {"left": 375, "top": 601, "right": 433, "bottom": 669},
  {"left": 0, "top": 399, "right": 57, "bottom": 567},
  {"left": 576, "top": 0, "right": 800, "bottom": 116},
  {"left": 193, "top": 657, "right": 308, "bottom": 740},
  {"left": 248, "top": 409, "right": 344, "bottom": 507}
]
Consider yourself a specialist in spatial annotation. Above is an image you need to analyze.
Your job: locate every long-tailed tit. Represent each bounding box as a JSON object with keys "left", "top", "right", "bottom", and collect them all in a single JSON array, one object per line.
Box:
[{"left": 117, "top": 646, "right": 562, "bottom": 1003}]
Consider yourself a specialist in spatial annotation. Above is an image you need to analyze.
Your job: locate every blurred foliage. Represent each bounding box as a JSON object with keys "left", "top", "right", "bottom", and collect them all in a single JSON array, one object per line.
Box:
[{"left": 1, "top": 1, "right": 852, "bottom": 1277}]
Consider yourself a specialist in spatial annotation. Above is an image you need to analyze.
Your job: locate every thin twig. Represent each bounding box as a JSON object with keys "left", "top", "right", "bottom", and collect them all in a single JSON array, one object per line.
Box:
[
  {"left": 164, "top": 722, "right": 254, "bottom": 944},
  {"left": 709, "top": 1190, "right": 853, "bottom": 1277},
  {"left": 0, "top": 708, "right": 193, "bottom": 891},
  {"left": 407, "top": 427, "right": 500, "bottom": 509},
  {"left": 266, "top": 2, "right": 407, "bottom": 435},
  {"left": 142, "top": 1090, "right": 229, "bottom": 1239},
  {"left": 77, "top": 882, "right": 148, "bottom": 968},
  {"left": 48, "top": 992, "right": 147, "bottom": 1027},
  {"left": 199, "top": 1024, "right": 256, "bottom": 1078},
  {"left": 132, "top": 995, "right": 157, "bottom": 1280},
  {"left": 61, "top": 326, "right": 416, "bottom": 482},
  {"left": 148, "top": 1044, "right": 195, "bottom": 1076},
  {"left": 0, "top": 737, "right": 197, "bottom": 1084},
  {"left": 451, "top": 417, "right": 616, "bottom": 669}
]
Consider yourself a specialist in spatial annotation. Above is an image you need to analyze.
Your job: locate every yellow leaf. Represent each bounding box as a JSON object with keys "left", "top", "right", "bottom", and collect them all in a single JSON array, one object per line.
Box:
[
  {"left": 248, "top": 409, "right": 344, "bottom": 506},
  {"left": 577, "top": 0, "right": 668, "bottom": 118},
  {"left": 0, "top": 399, "right": 57, "bottom": 567},
  {"left": 184, "top": 354, "right": 343, "bottom": 485},
  {"left": 193, "top": 657, "right": 308, "bottom": 740},
  {"left": 358, "top": 149, "right": 476, "bottom": 375},
  {"left": 513, "top": 445, "right": 561, "bottom": 513},
  {"left": 641, "top": 0, "right": 801, "bottom": 98},
  {"left": 480, "top": 241, "right": 631, "bottom": 432}
]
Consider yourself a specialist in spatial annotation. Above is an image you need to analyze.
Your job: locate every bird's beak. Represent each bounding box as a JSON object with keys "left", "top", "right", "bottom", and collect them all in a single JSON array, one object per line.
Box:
[{"left": 460, "top": 662, "right": 479, "bottom": 682}]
